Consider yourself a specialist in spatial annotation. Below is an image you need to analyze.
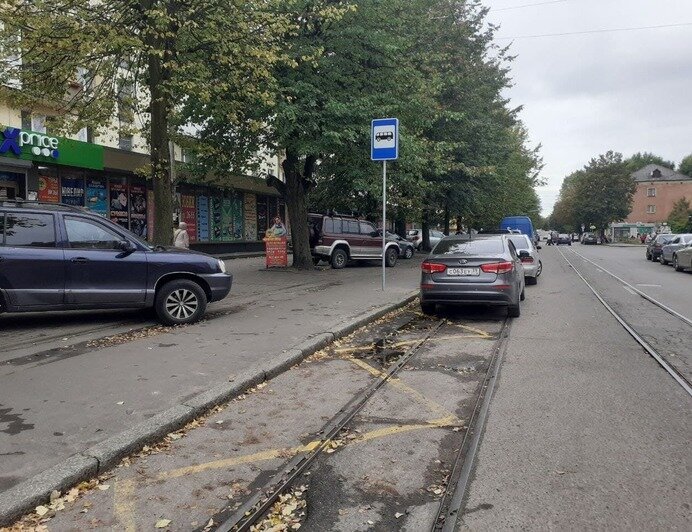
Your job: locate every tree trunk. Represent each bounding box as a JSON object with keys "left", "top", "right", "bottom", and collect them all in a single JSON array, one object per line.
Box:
[
  {"left": 145, "top": 4, "right": 173, "bottom": 246},
  {"left": 395, "top": 212, "right": 406, "bottom": 238},
  {"left": 421, "top": 209, "right": 431, "bottom": 251},
  {"left": 282, "top": 149, "right": 314, "bottom": 270},
  {"left": 443, "top": 200, "right": 450, "bottom": 235}
]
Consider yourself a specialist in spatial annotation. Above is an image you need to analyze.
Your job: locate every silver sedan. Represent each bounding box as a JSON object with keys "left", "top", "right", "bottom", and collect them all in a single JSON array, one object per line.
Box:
[
  {"left": 420, "top": 235, "right": 525, "bottom": 317},
  {"left": 507, "top": 234, "right": 542, "bottom": 285},
  {"left": 672, "top": 241, "right": 692, "bottom": 272}
]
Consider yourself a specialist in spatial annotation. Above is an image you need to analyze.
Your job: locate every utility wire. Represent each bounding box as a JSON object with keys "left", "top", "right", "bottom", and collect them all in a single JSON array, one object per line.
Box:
[
  {"left": 496, "top": 22, "right": 692, "bottom": 40},
  {"left": 492, "top": 0, "right": 568, "bottom": 12}
]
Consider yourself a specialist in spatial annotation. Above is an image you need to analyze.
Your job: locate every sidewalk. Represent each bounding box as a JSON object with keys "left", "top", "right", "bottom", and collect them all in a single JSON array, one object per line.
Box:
[
  {"left": 460, "top": 247, "right": 690, "bottom": 529},
  {"left": 0, "top": 257, "right": 421, "bottom": 522}
]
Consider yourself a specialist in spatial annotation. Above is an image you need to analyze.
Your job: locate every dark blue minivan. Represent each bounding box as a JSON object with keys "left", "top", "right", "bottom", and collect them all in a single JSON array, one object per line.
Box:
[{"left": 0, "top": 201, "right": 232, "bottom": 324}]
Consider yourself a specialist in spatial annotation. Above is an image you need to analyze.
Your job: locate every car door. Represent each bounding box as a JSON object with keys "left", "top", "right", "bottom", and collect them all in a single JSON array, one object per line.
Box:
[
  {"left": 0, "top": 210, "right": 65, "bottom": 309},
  {"left": 61, "top": 214, "right": 148, "bottom": 306},
  {"left": 359, "top": 221, "right": 380, "bottom": 257}
]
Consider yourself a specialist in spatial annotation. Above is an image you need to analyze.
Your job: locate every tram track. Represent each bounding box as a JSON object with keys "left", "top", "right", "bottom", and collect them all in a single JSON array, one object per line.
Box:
[
  {"left": 210, "top": 312, "right": 511, "bottom": 532},
  {"left": 559, "top": 248, "right": 692, "bottom": 397}
]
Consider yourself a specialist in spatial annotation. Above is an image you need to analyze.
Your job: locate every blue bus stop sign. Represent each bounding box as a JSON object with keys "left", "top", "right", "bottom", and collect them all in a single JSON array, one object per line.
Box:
[{"left": 371, "top": 118, "right": 399, "bottom": 161}]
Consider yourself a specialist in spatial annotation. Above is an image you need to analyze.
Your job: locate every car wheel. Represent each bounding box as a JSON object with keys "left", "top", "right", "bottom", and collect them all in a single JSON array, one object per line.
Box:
[
  {"left": 331, "top": 248, "right": 348, "bottom": 269},
  {"left": 404, "top": 246, "right": 414, "bottom": 259},
  {"left": 568, "top": 242, "right": 572, "bottom": 246},
  {"left": 420, "top": 302, "right": 436, "bottom": 315},
  {"left": 673, "top": 255, "right": 684, "bottom": 272},
  {"left": 646, "top": 253, "right": 651, "bottom": 261},
  {"left": 526, "top": 276, "right": 538, "bottom": 285},
  {"left": 385, "top": 247, "right": 398, "bottom": 267},
  {"left": 155, "top": 279, "right": 207, "bottom": 325},
  {"left": 507, "top": 301, "right": 521, "bottom": 318},
  {"left": 660, "top": 256, "right": 668, "bottom": 265}
]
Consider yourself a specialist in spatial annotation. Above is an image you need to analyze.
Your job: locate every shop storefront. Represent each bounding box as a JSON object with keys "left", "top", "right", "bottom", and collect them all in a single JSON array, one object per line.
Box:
[{"left": 0, "top": 125, "right": 284, "bottom": 252}]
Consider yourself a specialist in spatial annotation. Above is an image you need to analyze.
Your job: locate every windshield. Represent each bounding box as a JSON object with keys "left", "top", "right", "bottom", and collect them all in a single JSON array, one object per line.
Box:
[{"left": 433, "top": 238, "right": 504, "bottom": 255}]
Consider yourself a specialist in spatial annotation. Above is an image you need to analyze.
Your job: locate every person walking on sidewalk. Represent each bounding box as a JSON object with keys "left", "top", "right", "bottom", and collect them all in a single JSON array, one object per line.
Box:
[{"left": 174, "top": 222, "right": 190, "bottom": 249}]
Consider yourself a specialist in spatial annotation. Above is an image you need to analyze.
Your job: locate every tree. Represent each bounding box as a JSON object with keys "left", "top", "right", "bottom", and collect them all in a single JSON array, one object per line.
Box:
[
  {"left": 667, "top": 197, "right": 691, "bottom": 233},
  {"left": 0, "top": 0, "right": 289, "bottom": 244},
  {"left": 624, "top": 152, "right": 675, "bottom": 173},
  {"left": 678, "top": 154, "right": 692, "bottom": 177}
]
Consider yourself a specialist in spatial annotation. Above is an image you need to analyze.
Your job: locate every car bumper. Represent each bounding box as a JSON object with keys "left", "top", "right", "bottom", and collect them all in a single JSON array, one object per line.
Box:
[
  {"left": 420, "top": 284, "right": 515, "bottom": 306},
  {"left": 313, "top": 245, "right": 331, "bottom": 257},
  {"left": 200, "top": 273, "right": 232, "bottom": 302},
  {"left": 522, "top": 263, "right": 540, "bottom": 277}
]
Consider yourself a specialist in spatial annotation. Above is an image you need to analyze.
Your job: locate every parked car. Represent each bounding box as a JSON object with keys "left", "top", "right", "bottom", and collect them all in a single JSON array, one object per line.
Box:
[
  {"left": 556, "top": 234, "right": 572, "bottom": 245},
  {"left": 507, "top": 234, "right": 542, "bottom": 285},
  {"left": 660, "top": 234, "right": 692, "bottom": 265},
  {"left": 406, "top": 229, "right": 445, "bottom": 250},
  {"left": 419, "top": 235, "right": 525, "bottom": 318},
  {"left": 646, "top": 233, "right": 674, "bottom": 261},
  {"left": 500, "top": 216, "right": 535, "bottom": 240},
  {"left": 309, "top": 213, "right": 400, "bottom": 268},
  {"left": 377, "top": 230, "right": 415, "bottom": 259},
  {"left": 672, "top": 241, "right": 692, "bottom": 272},
  {"left": 0, "top": 201, "right": 232, "bottom": 324},
  {"left": 582, "top": 233, "right": 599, "bottom": 245}
]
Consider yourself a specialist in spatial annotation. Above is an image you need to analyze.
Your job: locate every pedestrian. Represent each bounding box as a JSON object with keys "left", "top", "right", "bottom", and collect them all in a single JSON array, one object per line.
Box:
[{"left": 174, "top": 222, "right": 190, "bottom": 249}]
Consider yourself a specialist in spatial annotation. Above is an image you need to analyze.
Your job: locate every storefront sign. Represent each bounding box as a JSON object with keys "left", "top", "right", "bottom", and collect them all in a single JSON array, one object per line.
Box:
[
  {"left": 197, "top": 196, "right": 210, "bottom": 241},
  {"left": 85, "top": 178, "right": 107, "bottom": 215},
  {"left": 109, "top": 181, "right": 129, "bottom": 229},
  {"left": 244, "top": 193, "right": 257, "bottom": 240},
  {"left": 61, "top": 175, "right": 85, "bottom": 206},
  {"left": 129, "top": 184, "right": 147, "bottom": 238},
  {"left": 38, "top": 176, "right": 59, "bottom": 203},
  {"left": 181, "top": 194, "right": 197, "bottom": 243},
  {"left": 0, "top": 126, "right": 104, "bottom": 170}
]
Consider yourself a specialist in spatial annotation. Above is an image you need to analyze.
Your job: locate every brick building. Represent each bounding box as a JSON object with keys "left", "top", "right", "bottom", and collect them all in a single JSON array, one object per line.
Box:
[{"left": 626, "top": 164, "right": 692, "bottom": 228}]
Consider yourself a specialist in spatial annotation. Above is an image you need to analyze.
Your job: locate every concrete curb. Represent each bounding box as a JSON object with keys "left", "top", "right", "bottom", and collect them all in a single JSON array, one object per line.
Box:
[{"left": 0, "top": 291, "right": 418, "bottom": 526}]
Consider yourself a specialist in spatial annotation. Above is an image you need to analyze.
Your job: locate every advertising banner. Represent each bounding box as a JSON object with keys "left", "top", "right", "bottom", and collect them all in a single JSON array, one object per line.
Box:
[
  {"left": 61, "top": 175, "right": 85, "bottom": 206},
  {"left": 38, "top": 176, "right": 59, "bottom": 203},
  {"left": 129, "top": 184, "right": 147, "bottom": 238},
  {"left": 210, "top": 195, "right": 223, "bottom": 242},
  {"left": 85, "top": 178, "right": 107, "bottom": 215},
  {"left": 230, "top": 191, "right": 244, "bottom": 240},
  {"left": 264, "top": 237, "right": 288, "bottom": 268},
  {"left": 197, "top": 195, "right": 210, "bottom": 241},
  {"left": 244, "top": 193, "right": 257, "bottom": 240},
  {"left": 256, "top": 198, "right": 268, "bottom": 239},
  {"left": 181, "top": 194, "right": 197, "bottom": 243},
  {"left": 221, "top": 197, "right": 233, "bottom": 240},
  {"left": 109, "top": 181, "right": 129, "bottom": 229},
  {"left": 147, "top": 190, "right": 155, "bottom": 241}
]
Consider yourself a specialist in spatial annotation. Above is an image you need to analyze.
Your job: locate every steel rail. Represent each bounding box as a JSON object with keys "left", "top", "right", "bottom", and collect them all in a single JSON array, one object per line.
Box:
[
  {"left": 568, "top": 248, "right": 692, "bottom": 327},
  {"left": 214, "top": 318, "right": 446, "bottom": 532},
  {"left": 560, "top": 249, "right": 692, "bottom": 397},
  {"left": 432, "top": 318, "right": 511, "bottom": 532}
]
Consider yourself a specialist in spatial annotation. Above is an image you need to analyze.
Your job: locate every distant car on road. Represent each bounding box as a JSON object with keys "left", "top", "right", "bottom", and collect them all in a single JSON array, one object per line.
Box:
[
  {"left": 556, "top": 234, "right": 572, "bottom": 245},
  {"left": 672, "top": 240, "right": 692, "bottom": 272},
  {"left": 406, "top": 229, "right": 445, "bottom": 251},
  {"left": 660, "top": 234, "right": 692, "bottom": 265},
  {"left": 581, "top": 233, "right": 599, "bottom": 245},
  {"left": 0, "top": 201, "right": 232, "bottom": 325},
  {"left": 419, "top": 235, "right": 525, "bottom": 318},
  {"left": 646, "top": 234, "right": 674, "bottom": 262},
  {"left": 508, "top": 234, "right": 542, "bottom": 285},
  {"left": 377, "top": 230, "right": 415, "bottom": 259}
]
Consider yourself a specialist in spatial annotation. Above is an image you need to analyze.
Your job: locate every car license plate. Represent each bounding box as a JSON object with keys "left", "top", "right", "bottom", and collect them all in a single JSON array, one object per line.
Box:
[{"left": 447, "top": 267, "right": 479, "bottom": 276}]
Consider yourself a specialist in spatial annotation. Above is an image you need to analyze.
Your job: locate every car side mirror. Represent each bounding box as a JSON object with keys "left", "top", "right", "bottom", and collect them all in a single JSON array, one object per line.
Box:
[
  {"left": 536, "top": 245, "right": 542, "bottom": 250},
  {"left": 117, "top": 240, "right": 135, "bottom": 252}
]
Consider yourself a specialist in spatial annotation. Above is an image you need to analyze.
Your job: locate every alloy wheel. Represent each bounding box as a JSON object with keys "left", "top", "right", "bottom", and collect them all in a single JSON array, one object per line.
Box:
[{"left": 165, "top": 289, "right": 199, "bottom": 320}]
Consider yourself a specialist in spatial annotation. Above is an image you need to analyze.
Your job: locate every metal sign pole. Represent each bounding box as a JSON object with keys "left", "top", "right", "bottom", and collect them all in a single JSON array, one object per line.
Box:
[{"left": 382, "top": 160, "right": 387, "bottom": 291}]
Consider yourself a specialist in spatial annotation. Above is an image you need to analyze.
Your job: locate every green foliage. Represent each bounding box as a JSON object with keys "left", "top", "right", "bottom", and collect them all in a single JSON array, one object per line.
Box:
[
  {"left": 624, "top": 152, "right": 675, "bottom": 173},
  {"left": 678, "top": 154, "right": 692, "bottom": 177},
  {"left": 550, "top": 151, "right": 636, "bottom": 232},
  {"left": 667, "top": 197, "right": 692, "bottom": 233}
]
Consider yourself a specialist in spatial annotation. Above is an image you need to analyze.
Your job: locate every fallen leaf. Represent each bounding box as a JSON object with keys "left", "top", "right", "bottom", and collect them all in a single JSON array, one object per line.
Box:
[
  {"left": 215, "top": 420, "right": 224, "bottom": 425},
  {"left": 395, "top": 512, "right": 404, "bottom": 519},
  {"left": 116, "top": 401, "right": 124, "bottom": 405},
  {"left": 35, "top": 505, "right": 49, "bottom": 516},
  {"left": 155, "top": 518, "right": 172, "bottom": 528},
  {"left": 97, "top": 484, "right": 110, "bottom": 491},
  {"left": 49, "top": 490, "right": 61, "bottom": 501},
  {"left": 65, "top": 488, "right": 80, "bottom": 502}
]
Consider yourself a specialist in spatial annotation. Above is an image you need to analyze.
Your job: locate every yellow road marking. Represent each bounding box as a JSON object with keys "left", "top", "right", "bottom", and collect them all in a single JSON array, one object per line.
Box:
[{"left": 113, "top": 478, "right": 137, "bottom": 532}]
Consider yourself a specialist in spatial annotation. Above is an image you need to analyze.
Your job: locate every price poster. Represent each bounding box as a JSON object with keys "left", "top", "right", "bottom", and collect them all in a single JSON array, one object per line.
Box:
[
  {"left": 129, "top": 184, "right": 147, "bottom": 238},
  {"left": 181, "top": 194, "right": 197, "bottom": 243},
  {"left": 38, "top": 176, "right": 59, "bottom": 203},
  {"left": 85, "top": 178, "right": 107, "bottom": 215},
  {"left": 109, "top": 181, "right": 129, "bottom": 229},
  {"left": 197, "top": 195, "right": 210, "bottom": 241}
]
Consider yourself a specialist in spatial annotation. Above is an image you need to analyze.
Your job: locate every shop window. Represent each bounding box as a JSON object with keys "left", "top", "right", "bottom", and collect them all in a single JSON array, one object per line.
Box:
[
  {"left": 64, "top": 216, "right": 122, "bottom": 249},
  {"left": 4, "top": 213, "right": 55, "bottom": 247},
  {"left": 60, "top": 171, "right": 85, "bottom": 206}
]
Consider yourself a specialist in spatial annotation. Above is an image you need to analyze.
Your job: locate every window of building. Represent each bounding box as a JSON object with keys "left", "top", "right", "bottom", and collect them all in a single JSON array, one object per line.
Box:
[
  {"left": 646, "top": 187, "right": 656, "bottom": 197},
  {"left": 646, "top": 205, "right": 656, "bottom": 214},
  {"left": 31, "top": 114, "right": 46, "bottom": 133},
  {"left": 20, "top": 110, "right": 31, "bottom": 130},
  {"left": 118, "top": 135, "right": 133, "bottom": 151},
  {"left": 77, "top": 127, "right": 88, "bottom": 142},
  {"left": 3, "top": 213, "right": 55, "bottom": 247}
]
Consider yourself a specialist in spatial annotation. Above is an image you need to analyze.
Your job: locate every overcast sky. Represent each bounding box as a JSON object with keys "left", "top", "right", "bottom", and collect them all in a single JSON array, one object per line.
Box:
[{"left": 483, "top": 0, "right": 692, "bottom": 215}]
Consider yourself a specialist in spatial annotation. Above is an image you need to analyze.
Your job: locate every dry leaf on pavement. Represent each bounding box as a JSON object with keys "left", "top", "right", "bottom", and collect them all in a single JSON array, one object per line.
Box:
[{"left": 155, "top": 518, "right": 172, "bottom": 528}]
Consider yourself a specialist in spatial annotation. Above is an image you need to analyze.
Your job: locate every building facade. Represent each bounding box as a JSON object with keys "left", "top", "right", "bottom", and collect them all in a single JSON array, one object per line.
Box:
[
  {"left": 0, "top": 103, "right": 285, "bottom": 253},
  {"left": 626, "top": 164, "right": 692, "bottom": 228}
]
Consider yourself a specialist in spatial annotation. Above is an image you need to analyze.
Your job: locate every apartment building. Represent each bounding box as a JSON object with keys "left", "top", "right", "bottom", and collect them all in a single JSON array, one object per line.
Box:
[
  {"left": 625, "top": 164, "right": 692, "bottom": 228},
  {"left": 0, "top": 101, "right": 285, "bottom": 253}
]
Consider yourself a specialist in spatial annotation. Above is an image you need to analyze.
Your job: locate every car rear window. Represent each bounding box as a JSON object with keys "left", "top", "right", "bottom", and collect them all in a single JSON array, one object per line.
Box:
[
  {"left": 2, "top": 212, "right": 55, "bottom": 247},
  {"left": 508, "top": 236, "right": 530, "bottom": 250},
  {"left": 433, "top": 239, "right": 504, "bottom": 255}
]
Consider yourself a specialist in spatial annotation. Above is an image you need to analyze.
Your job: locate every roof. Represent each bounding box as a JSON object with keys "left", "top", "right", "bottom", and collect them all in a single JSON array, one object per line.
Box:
[{"left": 630, "top": 164, "right": 692, "bottom": 182}]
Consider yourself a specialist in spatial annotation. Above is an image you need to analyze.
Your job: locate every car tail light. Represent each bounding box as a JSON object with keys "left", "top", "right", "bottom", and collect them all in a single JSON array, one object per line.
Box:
[
  {"left": 520, "top": 256, "right": 534, "bottom": 263},
  {"left": 480, "top": 261, "right": 514, "bottom": 274},
  {"left": 421, "top": 262, "right": 446, "bottom": 274}
]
